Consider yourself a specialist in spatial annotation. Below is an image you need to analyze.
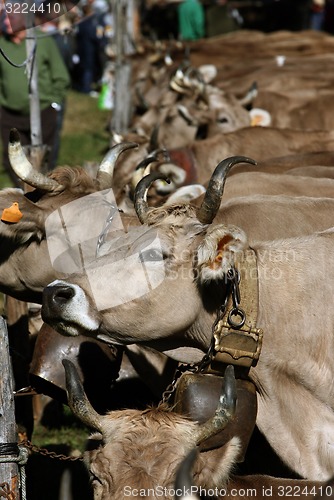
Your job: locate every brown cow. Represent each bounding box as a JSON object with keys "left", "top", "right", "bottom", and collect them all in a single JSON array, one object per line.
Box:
[
  {"left": 113, "top": 126, "right": 334, "bottom": 194},
  {"left": 176, "top": 449, "right": 334, "bottom": 500},
  {"left": 1, "top": 131, "right": 179, "bottom": 407},
  {"left": 0, "top": 129, "right": 138, "bottom": 302},
  {"left": 63, "top": 359, "right": 332, "bottom": 500},
  {"left": 42, "top": 159, "right": 334, "bottom": 480},
  {"left": 185, "top": 126, "right": 334, "bottom": 184}
]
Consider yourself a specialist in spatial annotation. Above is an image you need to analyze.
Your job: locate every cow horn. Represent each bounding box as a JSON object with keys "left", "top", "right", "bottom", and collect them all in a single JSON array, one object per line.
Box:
[
  {"left": 174, "top": 448, "right": 198, "bottom": 496},
  {"left": 195, "top": 365, "right": 237, "bottom": 446},
  {"left": 164, "top": 51, "right": 173, "bottom": 66},
  {"left": 8, "top": 129, "right": 63, "bottom": 192},
  {"left": 239, "top": 81, "right": 258, "bottom": 107},
  {"left": 110, "top": 131, "right": 125, "bottom": 145},
  {"left": 170, "top": 79, "right": 191, "bottom": 95},
  {"left": 97, "top": 142, "right": 138, "bottom": 190},
  {"left": 177, "top": 105, "right": 197, "bottom": 126},
  {"left": 197, "top": 156, "right": 257, "bottom": 225},
  {"left": 62, "top": 359, "right": 103, "bottom": 433},
  {"left": 130, "top": 154, "right": 161, "bottom": 197},
  {"left": 134, "top": 172, "right": 170, "bottom": 224},
  {"left": 149, "top": 125, "right": 160, "bottom": 152}
]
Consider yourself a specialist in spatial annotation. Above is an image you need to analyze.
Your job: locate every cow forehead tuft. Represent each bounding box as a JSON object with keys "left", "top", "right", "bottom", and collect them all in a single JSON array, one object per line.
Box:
[
  {"left": 145, "top": 203, "right": 199, "bottom": 225},
  {"left": 49, "top": 166, "right": 96, "bottom": 194}
]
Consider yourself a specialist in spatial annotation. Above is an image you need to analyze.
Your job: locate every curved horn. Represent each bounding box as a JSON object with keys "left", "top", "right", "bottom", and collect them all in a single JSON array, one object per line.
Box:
[
  {"left": 110, "top": 131, "right": 125, "bottom": 146},
  {"left": 185, "top": 66, "right": 204, "bottom": 81},
  {"left": 164, "top": 53, "right": 173, "bottom": 66},
  {"left": 8, "top": 129, "right": 63, "bottom": 192},
  {"left": 183, "top": 67, "right": 206, "bottom": 99},
  {"left": 239, "top": 81, "right": 258, "bottom": 107},
  {"left": 174, "top": 448, "right": 198, "bottom": 497},
  {"left": 130, "top": 154, "right": 161, "bottom": 197},
  {"left": 148, "top": 148, "right": 170, "bottom": 163},
  {"left": 148, "top": 125, "right": 160, "bottom": 152},
  {"left": 134, "top": 172, "right": 170, "bottom": 224},
  {"left": 195, "top": 365, "right": 237, "bottom": 446},
  {"left": 97, "top": 142, "right": 138, "bottom": 190},
  {"left": 197, "top": 156, "right": 257, "bottom": 225},
  {"left": 170, "top": 79, "right": 192, "bottom": 95},
  {"left": 164, "top": 44, "right": 173, "bottom": 66},
  {"left": 177, "top": 105, "right": 198, "bottom": 127},
  {"left": 62, "top": 359, "right": 103, "bottom": 433}
]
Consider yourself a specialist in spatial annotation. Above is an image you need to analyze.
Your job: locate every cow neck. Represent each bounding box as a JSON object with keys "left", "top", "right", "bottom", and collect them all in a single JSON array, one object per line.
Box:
[
  {"left": 202, "top": 246, "right": 263, "bottom": 379},
  {"left": 161, "top": 248, "right": 263, "bottom": 405}
]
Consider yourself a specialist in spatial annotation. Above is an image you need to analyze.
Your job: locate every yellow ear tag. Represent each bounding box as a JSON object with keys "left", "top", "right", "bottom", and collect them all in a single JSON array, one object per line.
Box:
[{"left": 1, "top": 202, "right": 23, "bottom": 223}]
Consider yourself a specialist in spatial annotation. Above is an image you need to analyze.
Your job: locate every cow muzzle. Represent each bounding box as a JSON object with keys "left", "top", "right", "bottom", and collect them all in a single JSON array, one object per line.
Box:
[
  {"left": 42, "top": 282, "right": 75, "bottom": 318},
  {"left": 44, "top": 283, "right": 75, "bottom": 306},
  {"left": 41, "top": 280, "right": 100, "bottom": 335}
]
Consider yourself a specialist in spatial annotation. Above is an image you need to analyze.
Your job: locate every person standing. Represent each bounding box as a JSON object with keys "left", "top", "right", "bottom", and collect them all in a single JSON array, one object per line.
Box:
[
  {"left": 178, "top": 0, "right": 205, "bottom": 41},
  {"left": 310, "top": 0, "right": 325, "bottom": 29},
  {"left": 0, "top": 10, "right": 70, "bottom": 185},
  {"left": 75, "top": 0, "right": 108, "bottom": 94}
]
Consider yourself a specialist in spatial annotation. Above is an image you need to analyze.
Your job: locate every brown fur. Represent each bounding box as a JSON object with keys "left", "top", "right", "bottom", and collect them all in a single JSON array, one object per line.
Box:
[
  {"left": 82, "top": 405, "right": 240, "bottom": 500},
  {"left": 79, "top": 404, "right": 331, "bottom": 500},
  {"left": 42, "top": 203, "right": 334, "bottom": 480},
  {"left": 49, "top": 166, "right": 98, "bottom": 194}
]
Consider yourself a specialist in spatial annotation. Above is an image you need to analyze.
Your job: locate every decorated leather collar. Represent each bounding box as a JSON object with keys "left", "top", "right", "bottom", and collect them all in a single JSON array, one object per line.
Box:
[{"left": 202, "top": 247, "right": 263, "bottom": 376}]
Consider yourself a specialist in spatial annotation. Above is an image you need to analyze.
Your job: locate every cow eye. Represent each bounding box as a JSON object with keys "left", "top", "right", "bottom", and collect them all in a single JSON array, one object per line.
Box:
[
  {"left": 218, "top": 117, "right": 229, "bottom": 124},
  {"left": 139, "top": 248, "right": 164, "bottom": 262}
]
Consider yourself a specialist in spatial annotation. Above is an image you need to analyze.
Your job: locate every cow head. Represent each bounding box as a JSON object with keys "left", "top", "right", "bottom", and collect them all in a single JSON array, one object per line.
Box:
[
  {"left": 42, "top": 156, "right": 255, "bottom": 362},
  {"left": 0, "top": 129, "right": 137, "bottom": 302},
  {"left": 63, "top": 359, "right": 239, "bottom": 499},
  {"left": 132, "top": 66, "right": 256, "bottom": 152}
]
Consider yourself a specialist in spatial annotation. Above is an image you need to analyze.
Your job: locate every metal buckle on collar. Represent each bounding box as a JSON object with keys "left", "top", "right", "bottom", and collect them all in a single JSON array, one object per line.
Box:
[
  {"left": 213, "top": 320, "right": 263, "bottom": 368},
  {"left": 211, "top": 262, "right": 263, "bottom": 369}
]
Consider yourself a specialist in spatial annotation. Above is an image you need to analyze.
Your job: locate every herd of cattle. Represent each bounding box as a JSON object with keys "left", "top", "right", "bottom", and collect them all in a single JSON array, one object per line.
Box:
[{"left": 4, "top": 27, "right": 334, "bottom": 499}]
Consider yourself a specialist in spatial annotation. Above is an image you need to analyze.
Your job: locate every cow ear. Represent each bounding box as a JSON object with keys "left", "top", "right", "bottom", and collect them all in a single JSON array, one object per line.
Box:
[
  {"left": 196, "top": 436, "right": 241, "bottom": 489},
  {"left": 196, "top": 225, "right": 247, "bottom": 283},
  {"left": 164, "top": 184, "right": 205, "bottom": 206}
]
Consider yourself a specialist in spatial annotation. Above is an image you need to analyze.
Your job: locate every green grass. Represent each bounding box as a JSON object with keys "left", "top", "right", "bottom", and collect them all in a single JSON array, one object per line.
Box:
[
  {"left": 33, "top": 424, "right": 88, "bottom": 454},
  {"left": 32, "top": 404, "right": 90, "bottom": 454},
  {"left": 27, "top": 396, "right": 92, "bottom": 499},
  {"left": 58, "top": 90, "right": 111, "bottom": 166}
]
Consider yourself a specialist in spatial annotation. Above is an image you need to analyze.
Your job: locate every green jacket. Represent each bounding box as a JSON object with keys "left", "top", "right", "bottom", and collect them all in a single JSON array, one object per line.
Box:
[
  {"left": 0, "top": 31, "right": 70, "bottom": 114},
  {"left": 178, "top": 0, "right": 205, "bottom": 41}
]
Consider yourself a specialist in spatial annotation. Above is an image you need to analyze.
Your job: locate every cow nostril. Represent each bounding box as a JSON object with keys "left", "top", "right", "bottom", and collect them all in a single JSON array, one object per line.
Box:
[{"left": 51, "top": 285, "right": 75, "bottom": 305}]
